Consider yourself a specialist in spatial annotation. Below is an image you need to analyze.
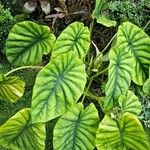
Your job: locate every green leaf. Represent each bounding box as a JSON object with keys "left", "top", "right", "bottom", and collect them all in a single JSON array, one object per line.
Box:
[
  {"left": 52, "top": 22, "right": 90, "bottom": 59},
  {"left": 104, "top": 46, "right": 134, "bottom": 112},
  {"left": 53, "top": 103, "right": 99, "bottom": 150},
  {"left": 118, "top": 90, "right": 142, "bottom": 116},
  {"left": 96, "top": 112, "right": 150, "bottom": 150},
  {"left": 6, "top": 21, "right": 56, "bottom": 66},
  {"left": 0, "top": 108, "right": 45, "bottom": 150},
  {"left": 92, "top": 0, "right": 116, "bottom": 27},
  {"left": 143, "top": 78, "right": 150, "bottom": 95},
  {"left": 117, "top": 22, "right": 150, "bottom": 85},
  {"left": 0, "top": 74, "right": 25, "bottom": 103},
  {"left": 31, "top": 51, "right": 87, "bottom": 123}
]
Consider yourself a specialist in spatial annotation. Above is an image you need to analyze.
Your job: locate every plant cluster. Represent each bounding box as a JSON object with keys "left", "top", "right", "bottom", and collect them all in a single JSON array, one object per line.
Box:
[
  {"left": 0, "top": 3, "right": 14, "bottom": 52},
  {"left": 0, "top": 0, "right": 150, "bottom": 150}
]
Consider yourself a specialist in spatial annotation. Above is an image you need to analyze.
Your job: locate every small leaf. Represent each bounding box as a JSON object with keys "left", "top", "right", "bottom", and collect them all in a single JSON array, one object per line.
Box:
[
  {"left": 6, "top": 21, "right": 56, "bottom": 66},
  {"left": 143, "top": 78, "right": 150, "bottom": 95},
  {"left": 31, "top": 51, "right": 87, "bottom": 123},
  {"left": 23, "top": 0, "right": 37, "bottom": 14},
  {"left": 53, "top": 103, "right": 99, "bottom": 150},
  {"left": 96, "top": 112, "right": 150, "bottom": 150},
  {"left": 104, "top": 46, "right": 134, "bottom": 112},
  {"left": 117, "top": 22, "right": 150, "bottom": 85},
  {"left": 40, "top": 0, "right": 51, "bottom": 15},
  {"left": 118, "top": 90, "right": 142, "bottom": 116},
  {"left": 92, "top": 0, "right": 116, "bottom": 27},
  {"left": 0, "top": 74, "right": 25, "bottom": 103},
  {"left": 0, "top": 108, "right": 46, "bottom": 150},
  {"left": 52, "top": 22, "right": 90, "bottom": 59}
]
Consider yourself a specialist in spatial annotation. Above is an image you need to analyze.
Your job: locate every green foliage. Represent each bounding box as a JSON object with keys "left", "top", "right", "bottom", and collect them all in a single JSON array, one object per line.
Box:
[
  {"left": 92, "top": 0, "right": 117, "bottom": 27},
  {"left": 0, "top": 108, "right": 46, "bottom": 149},
  {"left": 96, "top": 112, "right": 150, "bottom": 150},
  {"left": 1, "top": 20, "right": 150, "bottom": 150},
  {"left": 0, "top": 74, "right": 25, "bottom": 103},
  {"left": 104, "top": 46, "right": 134, "bottom": 111},
  {"left": 117, "top": 22, "right": 150, "bottom": 85},
  {"left": 52, "top": 22, "right": 90, "bottom": 59},
  {"left": 6, "top": 21, "right": 56, "bottom": 66},
  {"left": 143, "top": 78, "right": 150, "bottom": 95},
  {"left": 32, "top": 51, "right": 87, "bottom": 123},
  {"left": 118, "top": 90, "right": 142, "bottom": 116},
  {"left": 0, "top": 3, "right": 13, "bottom": 52},
  {"left": 53, "top": 103, "right": 99, "bottom": 150},
  {"left": 109, "top": 0, "right": 150, "bottom": 27}
]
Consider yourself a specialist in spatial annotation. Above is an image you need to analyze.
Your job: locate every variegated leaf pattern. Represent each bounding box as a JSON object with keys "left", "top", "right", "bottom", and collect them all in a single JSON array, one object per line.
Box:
[
  {"left": 52, "top": 22, "right": 90, "bottom": 59},
  {"left": 117, "top": 22, "right": 150, "bottom": 85},
  {"left": 0, "top": 108, "right": 46, "bottom": 150},
  {"left": 118, "top": 90, "right": 142, "bottom": 116},
  {"left": 96, "top": 112, "right": 150, "bottom": 150},
  {"left": 0, "top": 74, "right": 25, "bottom": 103},
  {"left": 6, "top": 21, "right": 56, "bottom": 66},
  {"left": 92, "top": 0, "right": 116, "bottom": 27},
  {"left": 31, "top": 51, "right": 87, "bottom": 123},
  {"left": 104, "top": 46, "right": 134, "bottom": 112},
  {"left": 53, "top": 103, "right": 99, "bottom": 150}
]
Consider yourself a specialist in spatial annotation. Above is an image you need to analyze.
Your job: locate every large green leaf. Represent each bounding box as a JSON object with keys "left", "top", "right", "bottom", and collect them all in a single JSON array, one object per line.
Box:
[
  {"left": 118, "top": 90, "right": 142, "bottom": 116},
  {"left": 52, "top": 22, "right": 90, "bottom": 59},
  {"left": 96, "top": 112, "right": 150, "bottom": 150},
  {"left": 143, "top": 78, "right": 150, "bottom": 95},
  {"left": 0, "top": 74, "right": 25, "bottom": 103},
  {"left": 6, "top": 21, "right": 56, "bottom": 66},
  {"left": 92, "top": 0, "right": 116, "bottom": 27},
  {"left": 53, "top": 103, "right": 99, "bottom": 150},
  {"left": 104, "top": 46, "right": 134, "bottom": 112},
  {"left": 117, "top": 22, "right": 150, "bottom": 85},
  {"left": 0, "top": 108, "right": 45, "bottom": 150},
  {"left": 31, "top": 51, "right": 87, "bottom": 123}
]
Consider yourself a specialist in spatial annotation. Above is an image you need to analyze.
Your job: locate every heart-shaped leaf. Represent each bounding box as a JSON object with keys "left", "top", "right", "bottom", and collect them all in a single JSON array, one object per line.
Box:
[
  {"left": 6, "top": 21, "right": 56, "bottom": 66},
  {"left": 31, "top": 51, "right": 87, "bottom": 123},
  {"left": 104, "top": 46, "right": 134, "bottom": 112},
  {"left": 117, "top": 22, "right": 150, "bottom": 85},
  {"left": 52, "top": 22, "right": 90, "bottom": 59},
  {"left": 92, "top": 0, "right": 116, "bottom": 27},
  {"left": 143, "top": 78, "right": 150, "bottom": 95},
  {"left": 0, "top": 108, "right": 46, "bottom": 150},
  {"left": 96, "top": 112, "right": 150, "bottom": 150},
  {"left": 53, "top": 103, "right": 99, "bottom": 150},
  {"left": 0, "top": 74, "right": 25, "bottom": 103},
  {"left": 118, "top": 90, "right": 142, "bottom": 116}
]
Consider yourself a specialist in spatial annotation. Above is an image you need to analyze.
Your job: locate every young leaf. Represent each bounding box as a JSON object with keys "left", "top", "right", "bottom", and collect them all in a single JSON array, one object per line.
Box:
[
  {"left": 0, "top": 74, "right": 25, "bottom": 103},
  {"left": 6, "top": 21, "right": 56, "bottom": 66},
  {"left": 118, "top": 90, "right": 142, "bottom": 116},
  {"left": 53, "top": 103, "right": 99, "bottom": 150},
  {"left": 104, "top": 46, "right": 134, "bottom": 112},
  {"left": 92, "top": 0, "right": 116, "bottom": 27},
  {"left": 117, "top": 22, "right": 150, "bottom": 85},
  {"left": 52, "top": 22, "right": 90, "bottom": 59},
  {"left": 143, "top": 78, "right": 150, "bottom": 95},
  {"left": 31, "top": 51, "right": 87, "bottom": 123},
  {"left": 0, "top": 108, "right": 46, "bottom": 150},
  {"left": 96, "top": 112, "right": 150, "bottom": 150}
]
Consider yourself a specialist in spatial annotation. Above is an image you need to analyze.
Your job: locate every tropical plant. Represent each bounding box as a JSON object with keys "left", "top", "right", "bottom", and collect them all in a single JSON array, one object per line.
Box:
[{"left": 0, "top": 20, "right": 150, "bottom": 150}]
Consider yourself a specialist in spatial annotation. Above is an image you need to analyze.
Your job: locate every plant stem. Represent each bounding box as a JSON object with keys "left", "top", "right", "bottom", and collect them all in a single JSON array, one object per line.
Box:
[
  {"left": 4, "top": 66, "right": 43, "bottom": 77},
  {"left": 81, "top": 67, "right": 108, "bottom": 103},
  {"left": 101, "top": 33, "right": 116, "bottom": 53},
  {"left": 83, "top": 91, "right": 101, "bottom": 101},
  {"left": 143, "top": 21, "right": 150, "bottom": 31},
  {"left": 89, "top": 67, "right": 108, "bottom": 80}
]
